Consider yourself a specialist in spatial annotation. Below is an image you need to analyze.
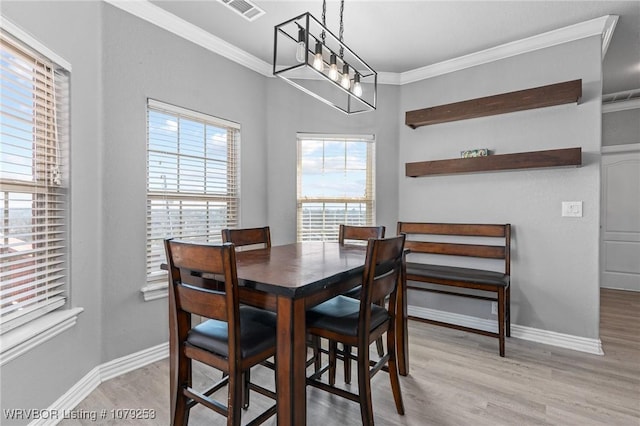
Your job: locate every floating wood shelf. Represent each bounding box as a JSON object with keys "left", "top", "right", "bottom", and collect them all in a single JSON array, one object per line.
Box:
[
  {"left": 405, "top": 79, "right": 582, "bottom": 129},
  {"left": 405, "top": 147, "right": 582, "bottom": 177}
]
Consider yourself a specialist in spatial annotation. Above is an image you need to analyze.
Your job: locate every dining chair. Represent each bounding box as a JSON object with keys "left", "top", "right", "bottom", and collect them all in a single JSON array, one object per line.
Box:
[
  {"left": 221, "top": 226, "right": 276, "bottom": 402},
  {"left": 335, "top": 224, "right": 386, "bottom": 384},
  {"left": 222, "top": 226, "right": 271, "bottom": 249},
  {"left": 306, "top": 234, "right": 406, "bottom": 426},
  {"left": 164, "top": 239, "right": 277, "bottom": 426}
]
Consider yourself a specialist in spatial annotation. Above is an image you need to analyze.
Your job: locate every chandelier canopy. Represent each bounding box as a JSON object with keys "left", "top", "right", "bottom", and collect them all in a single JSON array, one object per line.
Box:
[{"left": 273, "top": 0, "right": 377, "bottom": 114}]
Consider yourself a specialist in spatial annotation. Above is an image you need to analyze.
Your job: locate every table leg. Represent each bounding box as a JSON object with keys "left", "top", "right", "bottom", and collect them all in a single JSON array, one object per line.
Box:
[
  {"left": 276, "top": 296, "right": 307, "bottom": 426},
  {"left": 397, "top": 255, "right": 409, "bottom": 376}
]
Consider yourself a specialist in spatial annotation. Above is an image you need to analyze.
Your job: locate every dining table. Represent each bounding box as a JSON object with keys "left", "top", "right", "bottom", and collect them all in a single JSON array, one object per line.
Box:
[{"left": 167, "top": 241, "right": 409, "bottom": 426}]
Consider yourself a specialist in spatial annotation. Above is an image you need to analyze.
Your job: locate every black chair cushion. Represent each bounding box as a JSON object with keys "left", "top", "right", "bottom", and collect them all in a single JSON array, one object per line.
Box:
[
  {"left": 186, "top": 305, "right": 276, "bottom": 359},
  {"left": 406, "top": 263, "right": 509, "bottom": 287},
  {"left": 306, "top": 295, "right": 389, "bottom": 337}
]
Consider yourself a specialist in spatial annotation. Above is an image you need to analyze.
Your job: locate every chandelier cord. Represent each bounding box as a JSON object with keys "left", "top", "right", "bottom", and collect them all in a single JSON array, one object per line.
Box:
[
  {"left": 339, "top": 0, "right": 345, "bottom": 58},
  {"left": 321, "top": 0, "right": 326, "bottom": 44}
]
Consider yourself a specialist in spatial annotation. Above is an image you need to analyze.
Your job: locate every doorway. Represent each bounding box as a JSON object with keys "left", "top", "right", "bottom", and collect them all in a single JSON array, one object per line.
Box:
[{"left": 600, "top": 144, "right": 640, "bottom": 292}]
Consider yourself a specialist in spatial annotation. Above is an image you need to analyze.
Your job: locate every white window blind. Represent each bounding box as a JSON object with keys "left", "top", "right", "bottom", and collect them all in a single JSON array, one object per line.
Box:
[
  {"left": 146, "top": 100, "right": 240, "bottom": 283},
  {"left": 0, "top": 34, "right": 70, "bottom": 334},
  {"left": 297, "top": 134, "right": 375, "bottom": 242}
]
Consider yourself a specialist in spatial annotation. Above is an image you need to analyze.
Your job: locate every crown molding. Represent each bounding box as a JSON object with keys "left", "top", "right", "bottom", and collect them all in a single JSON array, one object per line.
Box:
[
  {"left": 104, "top": 0, "right": 272, "bottom": 77},
  {"left": 601, "top": 15, "right": 619, "bottom": 56},
  {"left": 400, "top": 15, "right": 618, "bottom": 85},
  {"left": 377, "top": 71, "right": 401, "bottom": 85},
  {"left": 603, "top": 98, "right": 640, "bottom": 113},
  {"left": 104, "top": 1, "right": 616, "bottom": 87}
]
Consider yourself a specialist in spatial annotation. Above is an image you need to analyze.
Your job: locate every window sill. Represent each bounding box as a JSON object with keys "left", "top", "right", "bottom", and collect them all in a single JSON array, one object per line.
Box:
[
  {"left": 0, "top": 307, "right": 84, "bottom": 366},
  {"left": 141, "top": 282, "right": 168, "bottom": 302}
]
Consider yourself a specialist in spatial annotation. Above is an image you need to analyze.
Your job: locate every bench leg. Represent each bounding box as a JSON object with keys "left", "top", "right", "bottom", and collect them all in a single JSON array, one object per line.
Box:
[
  {"left": 506, "top": 285, "right": 511, "bottom": 338},
  {"left": 497, "top": 288, "right": 505, "bottom": 357}
]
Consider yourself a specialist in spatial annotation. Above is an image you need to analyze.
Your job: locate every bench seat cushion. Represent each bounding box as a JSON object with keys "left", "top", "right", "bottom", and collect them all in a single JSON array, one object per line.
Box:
[{"left": 406, "top": 263, "right": 509, "bottom": 287}]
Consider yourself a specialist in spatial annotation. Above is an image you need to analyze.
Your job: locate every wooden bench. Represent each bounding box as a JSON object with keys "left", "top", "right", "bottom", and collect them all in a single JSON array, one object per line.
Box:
[{"left": 397, "top": 222, "right": 511, "bottom": 356}]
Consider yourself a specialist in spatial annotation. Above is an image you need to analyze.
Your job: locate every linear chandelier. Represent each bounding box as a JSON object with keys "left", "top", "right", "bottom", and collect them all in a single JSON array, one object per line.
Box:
[{"left": 273, "top": 0, "right": 377, "bottom": 114}]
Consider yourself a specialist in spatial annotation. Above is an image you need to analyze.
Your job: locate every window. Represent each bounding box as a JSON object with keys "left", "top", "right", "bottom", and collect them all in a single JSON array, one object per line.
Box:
[
  {"left": 0, "top": 32, "right": 70, "bottom": 334},
  {"left": 297, "top": 134, "right": 375, "bottom": 242},
  {"left": 146, "top": 100, "right": 240, "bottom": 285}
]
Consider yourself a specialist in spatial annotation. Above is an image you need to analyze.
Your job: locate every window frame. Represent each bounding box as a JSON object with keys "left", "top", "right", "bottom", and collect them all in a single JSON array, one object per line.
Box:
[
  {"left": 0, "top": 20, "right": 82, "bottom": 366},
  {"left": 144, "top": 100, "right": 240, "bottom": 298},
  {"left": 296, "top": 133, "right": 376, "bottom": 242}
]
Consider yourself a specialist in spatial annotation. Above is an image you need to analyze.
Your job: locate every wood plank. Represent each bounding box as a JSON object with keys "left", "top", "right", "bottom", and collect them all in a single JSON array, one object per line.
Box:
[
  {"left": 405, "top": 147, "right": 582, "bottom": 177},
  {"left": 398, "top": 222, "right": 507, "bottom": 237},
  {"left": 404, "top": 240, "right": 505, "bottom": 258},
  {"left": 405, "top": 79, "right": 582, "bottom": 128}
]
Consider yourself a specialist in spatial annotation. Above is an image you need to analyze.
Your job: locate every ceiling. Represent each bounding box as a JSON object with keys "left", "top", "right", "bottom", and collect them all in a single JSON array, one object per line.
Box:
[{"left": 144, "top": 1, "right": 640, "bottom": 94}]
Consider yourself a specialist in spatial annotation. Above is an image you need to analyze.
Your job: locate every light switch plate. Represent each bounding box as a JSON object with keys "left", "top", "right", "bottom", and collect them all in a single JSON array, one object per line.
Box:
[{"left": 562, "top": 201, "right": 583, "bottom": 217}]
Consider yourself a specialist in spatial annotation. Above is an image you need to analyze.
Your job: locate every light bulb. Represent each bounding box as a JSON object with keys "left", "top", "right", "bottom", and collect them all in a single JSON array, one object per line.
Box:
[
  {"left": 341, "top": 64, "right": 351, "bottom": 89},
  {"left": 328, "top": 54, "right": 339, "bottom": 81},
  {"left": 295, "top": 28, "right": 306, "bottom": 63},
  {"left": 353, "top": 73, "right": 362, "bottom": 97},
  {"left": 313, "top": 41, "right": 324, "bottom": 71}
]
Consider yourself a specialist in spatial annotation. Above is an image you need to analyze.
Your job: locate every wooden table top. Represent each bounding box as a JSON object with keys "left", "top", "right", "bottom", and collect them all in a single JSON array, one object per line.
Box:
[{"left": 235, "top": 242, "right": 367, "bottom": 298}]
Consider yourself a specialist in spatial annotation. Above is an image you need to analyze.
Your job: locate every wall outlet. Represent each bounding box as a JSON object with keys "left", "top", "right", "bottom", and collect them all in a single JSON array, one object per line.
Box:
[
  {"left": 562, "top": 201, "right": 583, "bottom": 217},
  {"left": 491, "top": 302, "right": 498, "bottom": 315}
]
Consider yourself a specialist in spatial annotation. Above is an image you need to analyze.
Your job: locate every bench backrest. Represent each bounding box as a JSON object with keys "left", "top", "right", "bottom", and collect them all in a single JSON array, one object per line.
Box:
[{"left": 397, "top": 222, "right": 511, "bottom": 274}]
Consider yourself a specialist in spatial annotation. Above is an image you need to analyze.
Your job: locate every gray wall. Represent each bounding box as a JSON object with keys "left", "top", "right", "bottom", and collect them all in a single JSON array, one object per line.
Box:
[
  {"left": 603, "top": 108, "right": 640, "bottom": 146},
  {"left": 100, "top": 4, "right": 269, "bottom": 362},
  {"left": 265, "top": 79, "right": 400, "bottom": 245},
  {"left": 399, "top": 36, "right": 603, "bottom": 338},
  {"left": 1, "top": 1, "right": 104, "bottom": 422}
]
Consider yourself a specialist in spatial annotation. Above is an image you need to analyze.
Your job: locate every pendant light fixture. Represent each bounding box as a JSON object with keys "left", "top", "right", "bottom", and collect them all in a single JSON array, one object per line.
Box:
[{"left": 273, "top": 0, "right": 377, "bottom": 114}]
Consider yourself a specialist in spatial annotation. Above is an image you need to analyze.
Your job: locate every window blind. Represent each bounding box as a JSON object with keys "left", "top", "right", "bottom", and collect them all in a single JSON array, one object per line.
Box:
[
  {"left": 0, "top": 34, "right": 70, "bottom": 334},
  {"left": 296, "top": 134, "right": 375, "bottom": 242},
  {"left": 146, "top": 100, "right": 240, "bottom": 283}
]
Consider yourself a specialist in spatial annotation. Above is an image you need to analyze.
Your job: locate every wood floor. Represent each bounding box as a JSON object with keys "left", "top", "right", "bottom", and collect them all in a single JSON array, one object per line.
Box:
[{"left": 60, "top": 289, "right": 639, "bottom": 425}]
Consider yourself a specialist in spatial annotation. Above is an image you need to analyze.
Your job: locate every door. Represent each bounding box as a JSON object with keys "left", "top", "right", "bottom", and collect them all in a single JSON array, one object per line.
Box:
[{"left": 601, "top": 145, "right": 640, "bottom": 291}]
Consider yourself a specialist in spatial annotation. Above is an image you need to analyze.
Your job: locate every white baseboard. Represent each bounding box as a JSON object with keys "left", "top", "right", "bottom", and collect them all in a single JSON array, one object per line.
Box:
[
  {"left": 408, "top": 305, "right": 604, "bottom": 356},
  {"left": 601, "top": 285, "right": 640, "bottom": 293},
  {"left": 100, "top": 342, "right": 169, "bottom": 381},
  {"left": 29, "top": 342, "right": 169, "bottom": 426}
]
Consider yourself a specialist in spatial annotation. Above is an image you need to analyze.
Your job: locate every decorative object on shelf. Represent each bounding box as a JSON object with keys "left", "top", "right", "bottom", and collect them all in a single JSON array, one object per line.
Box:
[
  {"left": 461, "top": 148, "right": 489, "bottom": 158},
  {"left": 273, "top": 0, "right": 377, "bottom": 114},
  {"left": 405, "top": 79, "right": 582, "bottom": 129},
  {"left": 406, "top": 147, "right": 582, "bottom": 177}
]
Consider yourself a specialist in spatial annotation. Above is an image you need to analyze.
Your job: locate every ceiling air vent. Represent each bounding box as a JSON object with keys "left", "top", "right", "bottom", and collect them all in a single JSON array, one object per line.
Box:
[{"left": 218, "top": 0, "right": 265, "bottom": 22}]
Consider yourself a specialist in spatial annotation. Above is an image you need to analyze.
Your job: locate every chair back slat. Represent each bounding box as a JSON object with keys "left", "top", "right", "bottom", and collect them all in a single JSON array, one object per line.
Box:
[
  {"left": 175, "top": 284, "right": 229, "bottom": 321},
  {"left": 222, "top": 227, "right": 271, "bottom": 248},
  {"left": 167, "top": 239, "right": 226, "bottom": 273},
  {"left": 370, "top": 269, "right": 397, "bottom": 305},
  {"left": 339, "top": 224, "right": 386, "bottom": 244}
]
